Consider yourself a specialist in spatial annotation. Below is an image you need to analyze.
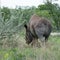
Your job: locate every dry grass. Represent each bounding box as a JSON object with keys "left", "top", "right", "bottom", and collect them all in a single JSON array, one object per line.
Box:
[{"left": 0, "top": 33, "right": 60, "bottom": 60}]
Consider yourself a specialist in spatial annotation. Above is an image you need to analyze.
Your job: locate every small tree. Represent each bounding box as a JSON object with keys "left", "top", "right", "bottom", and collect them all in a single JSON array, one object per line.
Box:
[
  {"left": 1, "top": 7, "right": 11, "bottom": 22},
  {"left": 36, "top": 0, "right": 60, "bottom": 30}
]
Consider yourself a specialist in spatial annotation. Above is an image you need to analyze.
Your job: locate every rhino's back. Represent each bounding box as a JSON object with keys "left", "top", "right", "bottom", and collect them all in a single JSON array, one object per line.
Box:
[{"left": 29, "top": 14, "right": 52, "bottom": 38}]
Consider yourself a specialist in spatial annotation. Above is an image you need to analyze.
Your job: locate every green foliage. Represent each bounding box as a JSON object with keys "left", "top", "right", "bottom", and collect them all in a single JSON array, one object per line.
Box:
[
  {"left": 1, "top": 7, "right": 11, "bottom": 22},
  {"left": 36, "top": 10, "right": 50, "bottom": 18},
  {"left": 36, "top": 1, "right": 60, "bottom": 30},
  {"left": 0, "top": 4, "right": 60, "bottom": 32},
  {"left": 21, "top": 6, "right": 36, "bottom": 22}
]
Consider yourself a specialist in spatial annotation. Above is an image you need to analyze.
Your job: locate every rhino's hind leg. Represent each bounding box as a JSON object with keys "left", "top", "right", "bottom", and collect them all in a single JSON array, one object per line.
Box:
[
  {"left": 39, "top": 37, "right": 46, "bottom": 47},
  {"left": 31, "top": 39, "right": 41, "bottom": 47},
  {"left": 35, "top": 28, "right": 46, "bottom": 47}
]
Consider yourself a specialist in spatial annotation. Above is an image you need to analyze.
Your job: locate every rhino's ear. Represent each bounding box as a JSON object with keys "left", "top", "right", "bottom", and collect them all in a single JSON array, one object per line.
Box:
[{"left": 24, "top": 24, "right": 27, "bottom": 29}]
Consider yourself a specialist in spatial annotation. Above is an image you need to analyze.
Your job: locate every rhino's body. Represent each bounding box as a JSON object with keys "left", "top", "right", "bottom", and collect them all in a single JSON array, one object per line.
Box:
[{"left": 24, "top": 14, "right": 52, "bottom": 46}]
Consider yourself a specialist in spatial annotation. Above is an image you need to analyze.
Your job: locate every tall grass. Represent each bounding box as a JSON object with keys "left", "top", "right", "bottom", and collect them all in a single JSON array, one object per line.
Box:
[{"left": 0, "top": 31, "right": 60, "bottom": 60}]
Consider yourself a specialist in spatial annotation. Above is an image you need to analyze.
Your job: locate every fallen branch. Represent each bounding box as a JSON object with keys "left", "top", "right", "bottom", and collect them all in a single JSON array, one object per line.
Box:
[{"left": 51, "top": 32, "right": 60, "bottom": 36}]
